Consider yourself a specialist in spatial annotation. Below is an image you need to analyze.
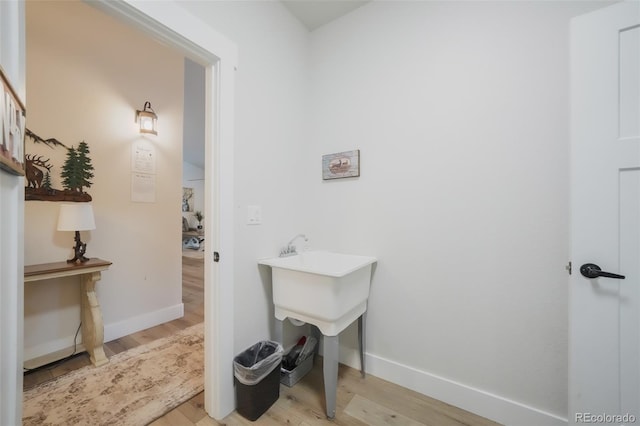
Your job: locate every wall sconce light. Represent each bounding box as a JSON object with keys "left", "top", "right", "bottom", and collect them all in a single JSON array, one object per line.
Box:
[
  {"left": 57, "top": 203, "right": 96, "bottom": 263},
  {"left": 136, "top": 101, "right": 158, "bottom": 135}
]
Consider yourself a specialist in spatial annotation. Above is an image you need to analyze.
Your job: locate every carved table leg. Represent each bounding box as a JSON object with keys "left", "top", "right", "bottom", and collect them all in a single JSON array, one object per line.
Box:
[{"left": 80, "top": 271, "right": 108, "bottom": 367}]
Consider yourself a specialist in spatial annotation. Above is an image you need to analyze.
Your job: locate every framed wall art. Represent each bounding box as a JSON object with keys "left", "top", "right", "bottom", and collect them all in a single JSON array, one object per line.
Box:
[
  {"left": 322, "top": 149, "right": 360, "bottom": 180},
  {"left": 0, "top": 66, "right": 26, "bottom": 176},
  {"left": 182, "top": 187, "right": 194, "bottom": 212}
]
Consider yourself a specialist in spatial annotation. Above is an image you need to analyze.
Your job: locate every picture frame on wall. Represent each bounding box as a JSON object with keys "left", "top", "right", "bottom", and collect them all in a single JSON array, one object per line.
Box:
[
  {"left": 182, "top": 187, "right": 194, "bottom": 212},
  {"left": 322, "top": 149, "right": 360, "bottom": 180},
  {"left": 0, "top": 66, "right": 26, "bottom": 176}
]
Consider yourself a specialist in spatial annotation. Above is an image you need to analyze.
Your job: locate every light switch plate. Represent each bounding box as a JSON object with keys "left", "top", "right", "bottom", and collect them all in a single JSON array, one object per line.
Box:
[{"left": 247, "top": 205, "right": 262, "bottom": 225}]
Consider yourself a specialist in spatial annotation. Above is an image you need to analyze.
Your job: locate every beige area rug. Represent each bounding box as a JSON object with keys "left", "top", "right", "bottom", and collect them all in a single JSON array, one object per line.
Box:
[{"left": 23, "top": 323, "right": 204, "bottom": 426}]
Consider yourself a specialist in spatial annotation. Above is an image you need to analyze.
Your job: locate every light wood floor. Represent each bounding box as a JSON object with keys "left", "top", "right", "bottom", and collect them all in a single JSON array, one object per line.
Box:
[
  {"left": 154, "top": 357, "right": 501, "bottom": 426},
  {"left": 24, "top": 256, "right": 501, "bottom": 426}
]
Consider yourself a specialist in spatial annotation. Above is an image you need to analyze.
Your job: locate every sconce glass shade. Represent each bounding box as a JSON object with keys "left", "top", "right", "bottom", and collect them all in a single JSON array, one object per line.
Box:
[
  {"left": 136, "top": 101, "right": 158, "bottom": 135},
  {"left": 57, "top": 203, "right": 96, "bottom": 232}
]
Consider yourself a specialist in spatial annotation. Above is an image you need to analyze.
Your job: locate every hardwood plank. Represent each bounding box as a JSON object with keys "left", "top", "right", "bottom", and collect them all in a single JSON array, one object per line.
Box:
[
  {"left": 104, "top": 334, "right": 140, "bottom": 355},
  {"left": 344, "top": 394, "right": 425, "bottom": 426},
  {"left": 196, "top": 414, "right": 221, "bottom": 426},
  {"left": 129, "top": 322, "right": 181, "bottom": 346},
  {"left": 153, "top": 407, "right": 195, "bottom": 425},
  {"left": 330, "top": 363, "right": 499, "bottom": 426},
  {"left": 176, "top": 391, "right": 209, "bottom": 424},
  {"left": 148, "top": 416, "right": 176, "bottom": 426}
]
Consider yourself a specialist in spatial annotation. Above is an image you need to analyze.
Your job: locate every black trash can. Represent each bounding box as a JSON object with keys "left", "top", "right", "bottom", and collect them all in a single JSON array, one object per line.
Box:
[{"left": 233, "top": 340, "right": 283, "bottom": 421}]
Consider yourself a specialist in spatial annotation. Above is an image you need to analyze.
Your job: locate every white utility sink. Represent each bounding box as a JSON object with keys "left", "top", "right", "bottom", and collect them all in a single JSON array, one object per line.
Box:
[
  {"left": 259, "top": 251, "right": 377, "bottom": 336},
  {"left": 260, "top": 250, "right": 377, "bottom": 419}
]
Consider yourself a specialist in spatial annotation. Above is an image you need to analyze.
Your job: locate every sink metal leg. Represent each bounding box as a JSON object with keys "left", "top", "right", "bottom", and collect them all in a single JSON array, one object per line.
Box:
[
  {"left": 323, "top": 335, "right": 339, "bottom": 419},
  {"left": 274, "top": 318, "right": 284, "bottom": 344},
  {"left": 358, "top": 313, "right": 366, "bottom": 378}
]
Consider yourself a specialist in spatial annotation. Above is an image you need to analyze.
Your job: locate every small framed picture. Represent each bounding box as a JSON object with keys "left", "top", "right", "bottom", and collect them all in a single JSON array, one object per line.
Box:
[
  {"left": 322, "top": 149, "right": 360, "bottom": 180},
  {"left": 182, "top": 187, "right": 194, "bottom": 212},
  {"left": 0, "top": 66, "right": 26, "bottom": 176}
]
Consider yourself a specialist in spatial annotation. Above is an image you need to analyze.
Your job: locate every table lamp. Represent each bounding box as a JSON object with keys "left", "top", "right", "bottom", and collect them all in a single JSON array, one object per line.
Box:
[{"left": 57, "top": 203, "right": 96, "bottom": 263}]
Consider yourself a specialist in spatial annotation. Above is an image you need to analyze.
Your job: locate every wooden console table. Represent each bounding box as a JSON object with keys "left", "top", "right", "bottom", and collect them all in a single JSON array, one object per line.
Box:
[{"left": 24, "top": 258, "right": 112, "bottom": 368}]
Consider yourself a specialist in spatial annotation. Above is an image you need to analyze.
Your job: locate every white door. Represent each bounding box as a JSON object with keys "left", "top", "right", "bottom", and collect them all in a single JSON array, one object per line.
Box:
[{"left": 570, "top": 2, "right": 640, "bottom": 425}]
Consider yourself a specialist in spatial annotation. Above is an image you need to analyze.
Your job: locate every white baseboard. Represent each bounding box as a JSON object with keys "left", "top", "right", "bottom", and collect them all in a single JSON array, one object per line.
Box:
[
  {"left": 338, "top": 347, "right": 567, "bottom": 426},
  {"left": 24, "top": 343, "right": 87, "bottom": 370},
  {"left": 24, "top": 334, "right": 84, "bottom": 363},
  {"left": 104, "top": 303, "right": 184, "bottom": 343},
  {"left": 23, "top": 303, "right": 184, "bottom": 364}
]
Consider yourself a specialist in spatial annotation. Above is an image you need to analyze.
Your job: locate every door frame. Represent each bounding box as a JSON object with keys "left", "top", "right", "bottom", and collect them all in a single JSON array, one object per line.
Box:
[{"left": 90, "top": 0, "right": 237, "bottom": 419}]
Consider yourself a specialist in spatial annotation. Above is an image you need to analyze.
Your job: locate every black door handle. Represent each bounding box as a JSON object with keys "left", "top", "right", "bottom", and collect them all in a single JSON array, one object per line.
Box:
[{"left": 580, "top": 263, "right": 625, "bottom": 279}]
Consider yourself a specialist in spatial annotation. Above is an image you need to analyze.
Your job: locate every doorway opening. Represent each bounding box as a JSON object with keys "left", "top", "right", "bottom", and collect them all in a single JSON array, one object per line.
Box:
[
  {"left": 90, "top": 1, "right": 237, "bottom": 419},
  {"left": 15, "top": 1, "right": 238, "bottom": 420},
  {"left": 181, "top": 57, "right": 206, "bottom": 335}
]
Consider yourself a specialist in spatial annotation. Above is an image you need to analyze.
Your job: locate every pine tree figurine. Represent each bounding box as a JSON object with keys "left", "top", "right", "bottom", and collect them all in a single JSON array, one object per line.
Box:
[
  {"left": 42, "top": 170, "right": 52, "bottom": 191},
  {"left": 61, "top": 141, "right": 94, "bottom": 194},
  {"left": 76, "top": 141, "right": 94, "bottom": 192},
  {"left": 61, "top": 146, "right": 79, "bottom": 192}
]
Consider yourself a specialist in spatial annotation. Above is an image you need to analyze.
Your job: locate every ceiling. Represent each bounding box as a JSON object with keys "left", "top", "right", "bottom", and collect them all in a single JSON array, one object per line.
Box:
[{"left": 281, "top": 0, "right": 370, "bottom": 31}]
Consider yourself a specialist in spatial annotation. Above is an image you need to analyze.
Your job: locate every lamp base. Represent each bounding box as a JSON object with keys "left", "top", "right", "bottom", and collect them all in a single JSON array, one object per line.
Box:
[{"left": 68, "top": 230, "right": 90, "bottom": 263}]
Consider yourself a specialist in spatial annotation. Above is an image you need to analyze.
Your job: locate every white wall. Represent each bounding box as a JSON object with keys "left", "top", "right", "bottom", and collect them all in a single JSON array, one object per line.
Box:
[
  {"left": 24, "top": 1, "right": 184, "bottom": 360},
  {"left": 178, "top": 1, "right": 311, "bottom": 352},
  {"left": 305, "top": 1, "right": 609, "bottom": 424},
  {"left": 0, "top": 1, "right": 25, "bottom": 423}
]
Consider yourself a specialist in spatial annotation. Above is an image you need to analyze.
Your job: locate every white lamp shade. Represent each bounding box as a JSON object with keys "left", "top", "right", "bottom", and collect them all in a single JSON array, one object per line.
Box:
[{"left": 57, "top": 203, "right": 96, "bottom": 231}]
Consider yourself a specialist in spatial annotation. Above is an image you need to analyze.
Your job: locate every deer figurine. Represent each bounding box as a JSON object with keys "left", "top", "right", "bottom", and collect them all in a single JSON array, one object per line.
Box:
[{"left": 25, "top": 154, "right": 52, "bottom": 189}]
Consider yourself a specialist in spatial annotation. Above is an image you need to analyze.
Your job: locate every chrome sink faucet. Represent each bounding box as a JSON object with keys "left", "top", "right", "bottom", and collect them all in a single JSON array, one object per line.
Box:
[{"left": 280, "top": 234, "right": 308, "bottom": 257}]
